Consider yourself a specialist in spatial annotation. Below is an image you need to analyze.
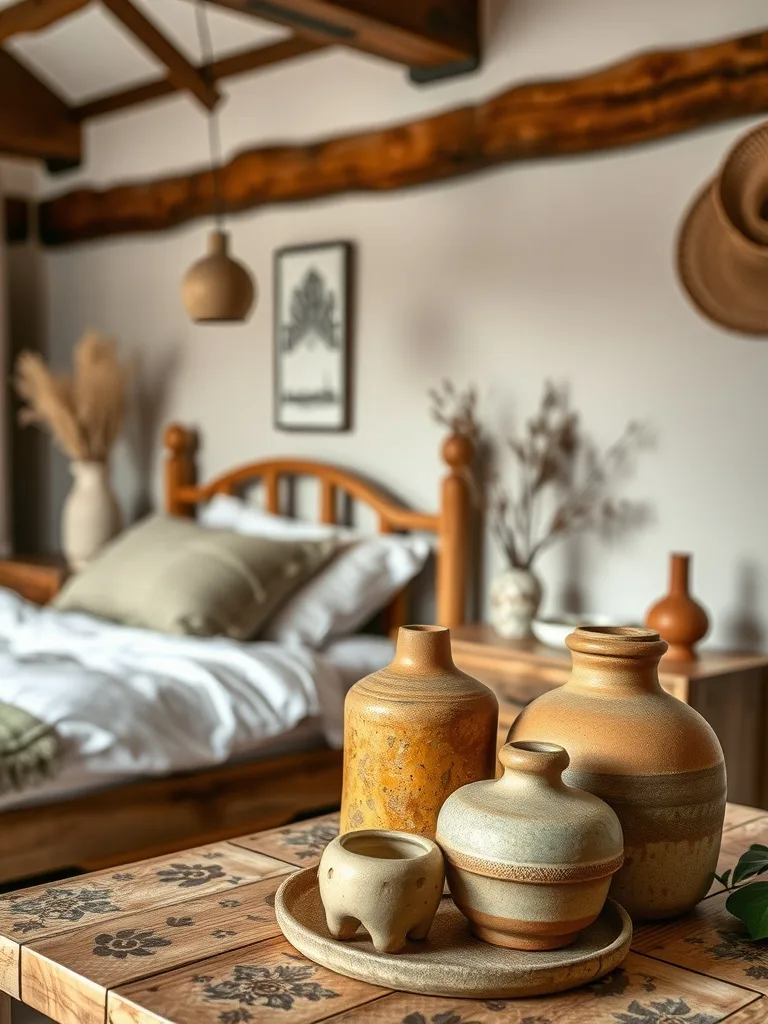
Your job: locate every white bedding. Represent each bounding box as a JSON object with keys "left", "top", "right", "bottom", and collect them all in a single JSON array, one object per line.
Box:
[{"left": 0, "top": 589, "right": 394, "bottom": 811}]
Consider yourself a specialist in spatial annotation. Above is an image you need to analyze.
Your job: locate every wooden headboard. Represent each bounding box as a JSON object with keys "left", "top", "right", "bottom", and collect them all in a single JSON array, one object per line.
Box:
[{"left": 163, "top": 425, "right": 474, "bottom": 629}]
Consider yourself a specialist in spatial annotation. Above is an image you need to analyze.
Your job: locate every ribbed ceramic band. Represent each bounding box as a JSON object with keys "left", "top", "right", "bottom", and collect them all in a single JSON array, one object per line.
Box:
[
  {"left": 441, "top": 845, "right": 624, "bottom": 884},
  {"left": 564, "top": 762, "right": 726, "bottom": 844}
]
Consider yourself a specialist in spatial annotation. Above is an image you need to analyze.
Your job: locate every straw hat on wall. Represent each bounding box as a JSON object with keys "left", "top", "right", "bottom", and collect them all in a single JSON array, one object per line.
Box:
[{"left": 678, "top": 123, "right": 768, "bottom": 335}]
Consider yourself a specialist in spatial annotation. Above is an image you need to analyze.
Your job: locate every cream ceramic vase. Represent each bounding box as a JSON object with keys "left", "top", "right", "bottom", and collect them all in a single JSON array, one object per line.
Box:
[
  {"left": 436, "top": 741, "right": 623, "bottom": 950},
  {"left": 340, "top": 625, "right": 498, "bottom": 839},
  {"left": 489, "top": 568, "right": 542, "bottom": 639},
  {"left": 510, "top": 626, "right": 727, "bottom": 921},
  {"left": 62, "top": 461, "right": 122, "bottom": 571},
  {"left": 319, "top": 830, "right": 444, "bottom": 953}
]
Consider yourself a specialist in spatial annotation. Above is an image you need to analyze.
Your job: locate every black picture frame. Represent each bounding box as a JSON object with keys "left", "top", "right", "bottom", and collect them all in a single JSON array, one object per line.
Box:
[{"left": 273, "top": 241, "right": 354, "bottom": 433}]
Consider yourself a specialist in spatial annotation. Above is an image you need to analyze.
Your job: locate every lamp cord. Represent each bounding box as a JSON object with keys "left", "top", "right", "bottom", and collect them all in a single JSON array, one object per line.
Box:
[{"left": 194, "top": 0, "right": 224, "bottom": 230}]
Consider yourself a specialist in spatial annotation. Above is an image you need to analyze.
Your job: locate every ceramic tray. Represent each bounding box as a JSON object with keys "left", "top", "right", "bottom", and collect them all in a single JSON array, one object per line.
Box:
[{"left": 275, "top": 867, "right": 632, "bottom": 999}]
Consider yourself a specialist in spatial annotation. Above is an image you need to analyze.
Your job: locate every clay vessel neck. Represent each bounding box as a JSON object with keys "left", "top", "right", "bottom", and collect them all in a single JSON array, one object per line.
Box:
[
  {"left": 565, "top": 626, "right": 668, "bottom": 696},
  {"left": 669, "top": 553, "right": 690, "bottom": 595},
  {"left": 498, "top": 741, "right": 568, "bottom": 791},
  {"left": 391, "top": 625, "right": 455, "bottom": 675}
]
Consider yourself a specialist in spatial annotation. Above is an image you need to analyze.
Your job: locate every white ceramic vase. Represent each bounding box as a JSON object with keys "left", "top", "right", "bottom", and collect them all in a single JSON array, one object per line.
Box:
[
  {"left": 62, "top": 461, "right": 122, "bottom": 571},
  {"left": 489, "top": 568, "right": 543, "bottom": 640}
]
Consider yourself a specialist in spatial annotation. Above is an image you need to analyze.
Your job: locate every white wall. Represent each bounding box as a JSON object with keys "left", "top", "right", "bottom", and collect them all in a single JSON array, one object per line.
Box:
[{"left": 35, "top": 0, "right": 768, "bottom": 648}]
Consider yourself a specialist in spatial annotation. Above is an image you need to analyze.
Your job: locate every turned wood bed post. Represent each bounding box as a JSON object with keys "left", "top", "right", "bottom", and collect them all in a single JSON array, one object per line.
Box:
[
  {"left": 164, "top": 423, "right": 198, "bottom": 517},
  {"left": 436, "top": 431, "right": 474, "bottom": 628}
]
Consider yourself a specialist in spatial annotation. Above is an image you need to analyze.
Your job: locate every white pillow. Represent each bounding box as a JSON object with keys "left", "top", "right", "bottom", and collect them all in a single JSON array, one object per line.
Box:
[{"left": 199, "top": 494, "right": 431, "bottom": 646}]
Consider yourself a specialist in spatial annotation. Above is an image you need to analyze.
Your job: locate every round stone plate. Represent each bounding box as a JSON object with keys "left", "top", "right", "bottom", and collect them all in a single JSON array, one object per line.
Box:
[{"left": 275, "top": 868, "right": 632, "bottom": 999}]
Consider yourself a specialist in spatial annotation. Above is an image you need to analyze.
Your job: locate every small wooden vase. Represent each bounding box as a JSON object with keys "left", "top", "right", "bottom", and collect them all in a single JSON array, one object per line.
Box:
[
  {"left": 510, "top": 626, "right": 726, "bottom": 921},
  {"left": 339, "top": 625, "right": 498, "bottom": 839},
  {"left": 645, "top": 553, "right": 709, "bottom": 660}
]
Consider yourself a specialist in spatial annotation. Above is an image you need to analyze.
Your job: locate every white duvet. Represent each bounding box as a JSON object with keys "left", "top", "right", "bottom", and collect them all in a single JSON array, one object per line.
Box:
[{"left": 0, "top": 588, "right": 352, "bottom": 809}]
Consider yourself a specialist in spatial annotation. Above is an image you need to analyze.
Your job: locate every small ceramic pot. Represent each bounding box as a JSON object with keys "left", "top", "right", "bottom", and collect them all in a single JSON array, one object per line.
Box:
[
  {"left": 489, "top": 568, "right": 543, "bottom": 640},
  {"left": 319, "top": 830, "right": 444, "bottom": 954},
  {"left": 436, "top": 742, "right": 623, "bottom": 951}
]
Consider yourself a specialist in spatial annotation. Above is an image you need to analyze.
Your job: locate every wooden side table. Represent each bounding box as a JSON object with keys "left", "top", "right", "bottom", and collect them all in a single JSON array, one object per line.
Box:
[
  {"left": 451, "top": 624, "right": 768, "bottom": 809},
  {"left": 0, "top": 805, "right": 766, "bottom": 1024},
  {"left": 0, "top": 555, "right": 68, "bottom": 605}
]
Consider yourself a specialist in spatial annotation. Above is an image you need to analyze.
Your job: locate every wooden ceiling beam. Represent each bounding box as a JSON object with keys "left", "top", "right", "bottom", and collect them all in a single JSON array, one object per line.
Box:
[
  {"left": 101, "top": 0, "right": 219, "bottom": 110},
  {"left": 73, "top": 36, "right": 325, "bottom": 121},
  {"left": 0, "top": 0, "right": 91, "bottom": 44},
  {"left": 196, "top": 0, "right": 478, "bottom": 71},
  {"left": 38, "top": 28, "right": 768, "bottom": 246},
  {"left": 0, "top": 49, "right": 80, "bottom": 164}
]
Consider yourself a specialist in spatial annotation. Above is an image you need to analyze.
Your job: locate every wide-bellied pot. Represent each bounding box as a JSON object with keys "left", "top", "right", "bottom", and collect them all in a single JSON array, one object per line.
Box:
[
  {"left": 436, "top": 741, "right": 623, "bottom": 950},
  {"left": 509, "top": 626, "right": 726, "bottom": 920},
  {"left": 340, "top": 625, "right": 498, "bottom": 839}
]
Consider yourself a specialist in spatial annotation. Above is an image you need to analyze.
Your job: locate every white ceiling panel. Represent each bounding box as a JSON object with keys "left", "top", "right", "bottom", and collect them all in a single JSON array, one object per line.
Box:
[
  {"left": 7, "top": 5, "right": 164, "bottom": 102},
  {"left": 3, "top": 0, "right": 289, "bottom": 105}
]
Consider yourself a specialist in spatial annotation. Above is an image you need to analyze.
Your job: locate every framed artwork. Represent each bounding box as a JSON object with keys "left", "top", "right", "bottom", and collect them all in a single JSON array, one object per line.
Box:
[{"left": 274, "top": 241, "right": 353, "bottom": 432}]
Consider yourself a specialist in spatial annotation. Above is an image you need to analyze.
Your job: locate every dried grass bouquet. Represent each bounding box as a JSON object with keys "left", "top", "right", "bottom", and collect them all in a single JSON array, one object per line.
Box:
[
  {"left": 430, "top": 379, "right": 649, "bottom": 571},
  {"left": 14, "top": 333, "right": 131, "bottom": 463}
]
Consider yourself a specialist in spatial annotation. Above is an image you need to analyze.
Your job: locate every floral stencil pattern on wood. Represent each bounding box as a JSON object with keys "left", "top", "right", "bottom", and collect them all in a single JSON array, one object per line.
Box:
[
  {"left": 156, "top": 863, "right": 228, "bottom": 888},
  {"left": 195, "top": 962, "right": 339, "bottom": 1019},
  {"left": 278, "top": 821, "right": 339, "bottom": 861},
  {"left": 92, "top": 929, "right": 172, "bottom": 959},
  {"left": 7, "top": 886, "right": 120, "bottom": 933},
  {"left": 688, "top": 928, "right": 768, "bottom": 979},
  {"left": 613, "top": 999, "right": 718, "bottom": 1024}
]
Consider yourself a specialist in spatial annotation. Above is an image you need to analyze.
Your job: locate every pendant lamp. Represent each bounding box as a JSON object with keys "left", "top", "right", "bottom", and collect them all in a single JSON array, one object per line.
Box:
[{"left": 182, "top": 1, "right": 256, "bottom": 323}]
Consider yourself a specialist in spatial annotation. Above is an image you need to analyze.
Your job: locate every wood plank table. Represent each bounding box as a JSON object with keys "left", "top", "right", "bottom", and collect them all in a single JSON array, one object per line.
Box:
[{"left": 2, "top": 805, "right": 768, "bottom": 1024}]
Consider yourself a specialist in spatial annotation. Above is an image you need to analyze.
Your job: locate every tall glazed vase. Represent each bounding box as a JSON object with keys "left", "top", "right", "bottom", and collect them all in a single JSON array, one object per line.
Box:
[
  {"left": 645, "top": 552, "right": 709, "bottom": 660},
  {"left": 340, "top": 625, "right": 499, "bottom": 839},
  {"left": 62, "top": 461, "right": 122, "bottom": 571},
  {"left": 509, "top": 626, "right": 726, "bottom": 920}
]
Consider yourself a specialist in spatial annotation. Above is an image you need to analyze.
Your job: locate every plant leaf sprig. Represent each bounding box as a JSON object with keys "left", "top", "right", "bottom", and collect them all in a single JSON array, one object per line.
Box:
[{"left": 716, "top": 844, "right": 768, "bottom": 940}]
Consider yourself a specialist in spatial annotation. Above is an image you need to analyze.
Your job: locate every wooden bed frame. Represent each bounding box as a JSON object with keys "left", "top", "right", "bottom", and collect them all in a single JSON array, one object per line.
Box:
[{"left": 0, "top": 425, "right": 474, "bottom": 885}]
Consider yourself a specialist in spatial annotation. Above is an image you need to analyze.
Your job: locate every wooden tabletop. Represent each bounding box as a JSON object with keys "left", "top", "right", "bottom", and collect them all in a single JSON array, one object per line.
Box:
[{"left": 2, "top": 805, "right": 768, "bottom": 1024}]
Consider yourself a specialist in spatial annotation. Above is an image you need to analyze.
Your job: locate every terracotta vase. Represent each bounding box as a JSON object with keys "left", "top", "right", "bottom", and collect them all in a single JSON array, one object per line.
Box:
[
  {"left": 436, "top": 741, "right": 623, "bottom": 950},
  {"left": 340, "top": 625, "right": 499, "bottom": 839},
  {"left": 489, "top": 568, "right": 543, "bottom": 639},
  {"left": 645, "top": 553, "right": 709, "bottom": 660},
  {"left": 509, "top": 626, "right": 726, "bottom": 921},
  {"left": 61, "top": 461, "right": 122, "bottom": 572}
]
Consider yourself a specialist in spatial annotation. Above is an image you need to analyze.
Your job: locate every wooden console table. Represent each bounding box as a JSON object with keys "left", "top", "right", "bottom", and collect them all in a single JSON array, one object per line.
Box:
[
  {"left": 451, "top": 624, "right": 768, "bottom": 809},
  {"left": 1, "top": 804, "right": 768, "bottom": 1023}
]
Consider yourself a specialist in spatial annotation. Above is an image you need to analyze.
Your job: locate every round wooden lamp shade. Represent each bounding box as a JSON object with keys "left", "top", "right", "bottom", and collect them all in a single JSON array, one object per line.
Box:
[{"left": 182, "top": 230, "right": 256, "bottom": 323}]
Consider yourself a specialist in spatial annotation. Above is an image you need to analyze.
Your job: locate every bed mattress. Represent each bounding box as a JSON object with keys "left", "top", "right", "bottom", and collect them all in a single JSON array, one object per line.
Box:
[{"left": 0, "top": 589, "right": 394, "bottom": 812}]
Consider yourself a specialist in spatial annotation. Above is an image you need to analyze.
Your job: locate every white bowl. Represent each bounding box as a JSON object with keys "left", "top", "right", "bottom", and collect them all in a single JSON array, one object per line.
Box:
[{"left": 532, "top": 615, "right": 618, "bottom": 650}]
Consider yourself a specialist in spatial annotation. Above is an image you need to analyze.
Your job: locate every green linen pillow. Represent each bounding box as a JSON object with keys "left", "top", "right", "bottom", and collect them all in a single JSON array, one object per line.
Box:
[{"left": 54, "top": 514, "right": 337, "bottom": 639}]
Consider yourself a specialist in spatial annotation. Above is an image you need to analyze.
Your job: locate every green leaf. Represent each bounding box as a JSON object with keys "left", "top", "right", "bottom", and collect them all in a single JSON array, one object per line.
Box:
[
  {"left": 715, "top": 869, "right": 732, "bottom": 889},
  {"left": 733, "top": 845, "right": 768, "bottom": 885},
  {"left": 726, "top": 882, "right": 768, "bottom": 940}
]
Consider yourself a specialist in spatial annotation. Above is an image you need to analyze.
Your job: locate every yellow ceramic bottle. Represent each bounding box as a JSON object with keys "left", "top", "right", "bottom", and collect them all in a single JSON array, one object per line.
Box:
[{"left": 340, "top": 625, "right": 499, "bottom": 838}]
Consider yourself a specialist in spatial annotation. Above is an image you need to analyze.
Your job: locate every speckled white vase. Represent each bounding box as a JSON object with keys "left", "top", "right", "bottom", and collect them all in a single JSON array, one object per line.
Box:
[
  {"left": 319, "top": 830, "right": 444, "bottom": 954},
  {"left": 436, "top": 741, "right": 624, "bottom": 950},
  {"left": 489, "top": 568, "right": 543, "bottom": 639},
  {"left": 62, "top": 461, "right": 122, "bottom": 572}
]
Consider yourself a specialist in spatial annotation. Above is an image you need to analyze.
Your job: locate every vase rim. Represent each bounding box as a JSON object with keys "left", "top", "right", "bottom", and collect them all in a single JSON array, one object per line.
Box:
[{"left": 567, "top": 625, "right": 668, "bottom": 659}]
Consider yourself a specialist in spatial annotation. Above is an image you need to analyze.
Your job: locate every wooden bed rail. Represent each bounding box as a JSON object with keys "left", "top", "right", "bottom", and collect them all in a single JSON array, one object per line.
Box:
[{"left": 163, "top": 424, "right": 474, "bottom": 627}]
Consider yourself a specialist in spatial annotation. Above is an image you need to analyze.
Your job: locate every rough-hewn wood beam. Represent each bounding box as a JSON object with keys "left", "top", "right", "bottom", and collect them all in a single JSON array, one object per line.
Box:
[
  {"left": 73, "top": 37, "right": 325, "bottom": 121},
  {"left": 4, "top": 197, "right": 29, "bottom": 243},
  {"left": 198, "top": 0, "right": 478, "bottom": 70},
  {"left": 102, "top": 0, "right": 219, "bottom": 110},
  {"left": 0, "top": 0, "right": 90, "bottom": 43},
  {"left": 39, "top": 29, "right": 768, "bottom": 246},
  {"left": 0, "top": 49, "right": 80, "bottom": 164}
]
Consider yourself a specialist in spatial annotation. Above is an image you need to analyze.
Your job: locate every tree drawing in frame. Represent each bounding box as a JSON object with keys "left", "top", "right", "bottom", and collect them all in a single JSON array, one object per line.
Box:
[{"left": 274, "top": 242, "right": 352, "bottom": 431}]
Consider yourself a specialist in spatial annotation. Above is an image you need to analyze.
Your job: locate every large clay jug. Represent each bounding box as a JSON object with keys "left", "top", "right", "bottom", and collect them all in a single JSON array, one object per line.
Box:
[
  {"left": 509, "top": 626, "right": 726, "bottom": 920},
  {"left": 340, "top": 624, "right": 498, "bottom": 838}
]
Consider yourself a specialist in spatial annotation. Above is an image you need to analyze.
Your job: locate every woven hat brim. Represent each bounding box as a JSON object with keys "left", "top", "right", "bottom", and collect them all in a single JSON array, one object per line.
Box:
[{"left": 678, "top": 181, "right": 768, "bottom": 336}]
